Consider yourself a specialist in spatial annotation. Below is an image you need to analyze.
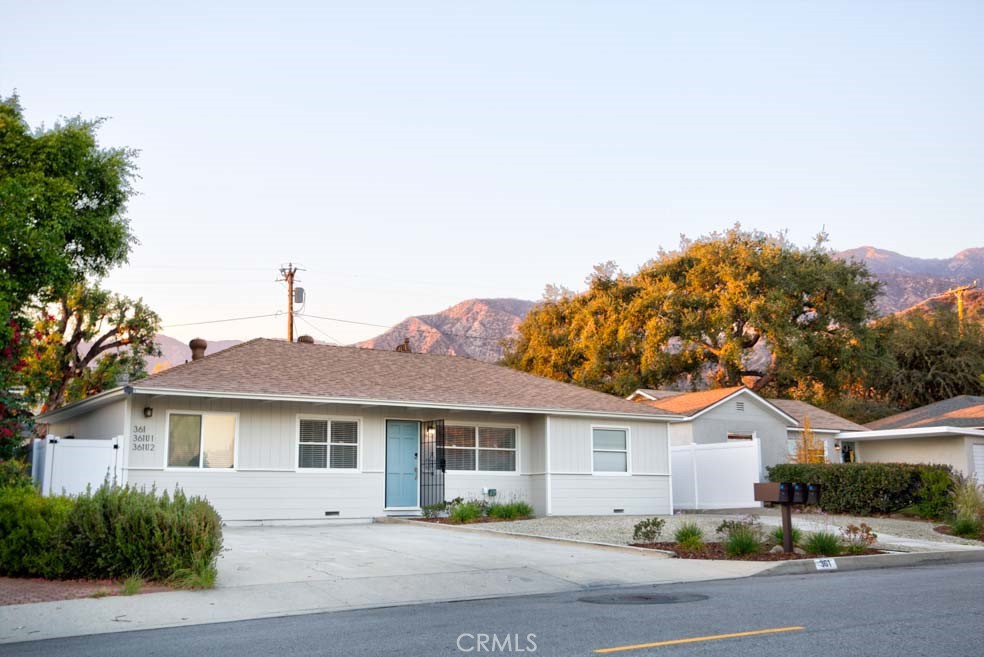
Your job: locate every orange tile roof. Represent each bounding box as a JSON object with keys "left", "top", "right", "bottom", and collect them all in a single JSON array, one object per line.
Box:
[{"left": 641, "top": 386, "right": 746, "bottom": 416}]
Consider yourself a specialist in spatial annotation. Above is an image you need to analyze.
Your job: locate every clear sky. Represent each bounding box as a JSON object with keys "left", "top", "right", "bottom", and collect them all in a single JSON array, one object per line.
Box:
[{"left": 3, "top": 1, "right": 982, "bottom": 344}]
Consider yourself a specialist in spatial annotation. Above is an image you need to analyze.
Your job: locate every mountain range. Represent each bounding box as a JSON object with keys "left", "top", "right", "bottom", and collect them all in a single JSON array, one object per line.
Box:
[
  {"left": 834, "top": 246, "right": 984, "bottom": 314},
  {"left": 151, "top": 246, "right": 982, "bottom": 366}
]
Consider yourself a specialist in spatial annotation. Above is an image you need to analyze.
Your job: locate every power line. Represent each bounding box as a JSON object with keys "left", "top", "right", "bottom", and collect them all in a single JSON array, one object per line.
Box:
[
  {"left": 296, "top": 313, "right": 509, "bottom": 344},
  {"left": 295, "top": 315, "right": 341, "bottom": 345},
  {"left": 161, "top": 312, "right": 282, "bottom": 329}
]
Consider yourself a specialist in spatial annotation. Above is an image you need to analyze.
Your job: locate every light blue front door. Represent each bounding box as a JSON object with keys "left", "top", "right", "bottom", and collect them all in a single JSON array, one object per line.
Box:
[{"left": 386, "top": 420, "right": 419, "bottom": 508}]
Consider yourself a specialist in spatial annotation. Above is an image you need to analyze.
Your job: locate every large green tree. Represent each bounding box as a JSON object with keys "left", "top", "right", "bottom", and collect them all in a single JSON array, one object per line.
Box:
[
  {"left": 503, "top": 227, "right": 882, "bottom": 399},
  {"left": 867, "top": 307, "right": 984, "bottom": 410},
  {"left": 23, "top": 283, "right": 161, "bottom": 413},
  {"left": 0, "top": 95, "right": 137, "bottom": 456}
]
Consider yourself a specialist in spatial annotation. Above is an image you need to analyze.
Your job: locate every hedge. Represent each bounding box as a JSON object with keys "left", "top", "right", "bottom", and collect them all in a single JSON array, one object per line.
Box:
[
  {"left": 767, "top": 462, "right": 954, "bottom": 517},
  {"left": 0, "top": 481, "right": 223, "bottom": 582}
]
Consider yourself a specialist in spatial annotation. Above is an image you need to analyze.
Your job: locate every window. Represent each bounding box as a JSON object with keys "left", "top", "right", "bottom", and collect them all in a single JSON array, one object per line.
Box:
[
  {"left": 728, "top": 433, "right": 754, "bottom": 441},
  {"left": 445, "top": 425, "right": 517, "bottom": 472},
  {"left": 298, "top": 418, "right": 359, "bottom": 470},
  {"left": 167, "top": 413, "right": 236, "bottom": 469},
  {"left": 592, "top": 427, "right": 628, "bottom": 473}
]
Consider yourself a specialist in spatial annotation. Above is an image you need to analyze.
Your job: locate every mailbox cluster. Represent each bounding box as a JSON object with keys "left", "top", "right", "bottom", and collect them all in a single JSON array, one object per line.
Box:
[
  {"left": 753, "top": 481, "right": 823, "bottom": 553},
  {"left": 754, "top": 482, "right": 822, "bottom": 506}
]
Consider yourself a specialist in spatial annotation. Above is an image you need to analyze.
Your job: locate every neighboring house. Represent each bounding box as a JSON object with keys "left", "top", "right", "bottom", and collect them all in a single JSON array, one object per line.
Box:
[
  {"left": 37, "top": 338, "right": 681, "bottom": 522},
  {"left": 842, "top": 395, "right": 984, "bottom": 480},
  {"left": 627, "top": 387, "right": 866, "bottom": 473}
]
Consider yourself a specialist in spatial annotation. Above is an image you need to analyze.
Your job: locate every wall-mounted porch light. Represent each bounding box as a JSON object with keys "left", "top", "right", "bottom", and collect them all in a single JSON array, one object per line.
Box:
[{"left": 143, "top": 407, "right": 153, "bottom": 418}]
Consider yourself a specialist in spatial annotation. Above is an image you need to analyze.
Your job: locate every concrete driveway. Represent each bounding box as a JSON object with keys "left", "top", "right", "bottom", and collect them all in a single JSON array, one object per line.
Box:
[{"left": 0, "top": 521, "right": 770, "bottom": 644}]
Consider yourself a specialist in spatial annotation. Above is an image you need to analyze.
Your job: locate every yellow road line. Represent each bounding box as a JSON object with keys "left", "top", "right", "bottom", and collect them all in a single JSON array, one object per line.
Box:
[{"left": 593, "top": 626, "right": 806, "bottom": 653}]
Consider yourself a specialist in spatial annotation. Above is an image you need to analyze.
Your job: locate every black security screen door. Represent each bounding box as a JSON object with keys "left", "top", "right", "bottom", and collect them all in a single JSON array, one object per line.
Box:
[{"left": 420, "top": 419, "right": 446, "bottom": 508}]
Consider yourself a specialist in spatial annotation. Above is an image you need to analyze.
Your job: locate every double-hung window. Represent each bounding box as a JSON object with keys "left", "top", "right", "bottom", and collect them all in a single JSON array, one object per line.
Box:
[
  {"left": 298, "top": 417, "right": 359, "bottom": 470},
  {"left": 592, "top": 427, "right": 628, "bottom": 473},
  {"left": 445, "top": 425, "right": 517, "bottom": 472},
  {"left": 167, "top": 412, "right": 237, "bottom": 469}
]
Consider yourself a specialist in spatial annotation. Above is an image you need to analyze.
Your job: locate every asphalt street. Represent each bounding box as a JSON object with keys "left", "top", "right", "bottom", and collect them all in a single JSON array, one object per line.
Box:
[{"left": 3, "top": 562, "right": 982, "bottom": 657}]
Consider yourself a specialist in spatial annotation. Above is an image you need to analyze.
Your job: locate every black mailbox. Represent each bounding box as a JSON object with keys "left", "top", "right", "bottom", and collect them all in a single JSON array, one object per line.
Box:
[
  {"left": 778, "top": 482, "right": 792, "bottom": 503},
  {"left": 792, "top": 482, "right": 808, "bottom": 504},
  {"left": 806, "top": 483, "right": 821, "bottom": 506}
]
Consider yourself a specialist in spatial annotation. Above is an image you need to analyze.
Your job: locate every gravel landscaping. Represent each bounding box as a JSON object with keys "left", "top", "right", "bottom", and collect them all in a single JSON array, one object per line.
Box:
[{"left": 474, "top": 509, "right": 984, "bottom": 552}]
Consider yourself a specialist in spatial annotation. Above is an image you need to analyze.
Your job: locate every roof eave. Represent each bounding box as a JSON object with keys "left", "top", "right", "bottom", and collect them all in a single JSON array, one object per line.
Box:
[
  {"left": 130, "top": 386, "right": 685, "bottom": 421},
  {"left": 835, "top": 426, "right": 984, "bottom": 441},
  {"left": 35, "top": 386, "right": 130, "bottom": 424}
]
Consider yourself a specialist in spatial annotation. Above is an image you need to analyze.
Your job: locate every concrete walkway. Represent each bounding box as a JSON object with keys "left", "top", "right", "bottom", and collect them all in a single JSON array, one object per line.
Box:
[{"left": 0, "top": 522, "right": 771, "bottom": 644}]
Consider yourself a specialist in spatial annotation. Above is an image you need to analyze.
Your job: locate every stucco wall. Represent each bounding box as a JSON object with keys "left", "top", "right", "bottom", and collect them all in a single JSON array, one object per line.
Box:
[
  {"left": 686, "top": 395, "right": 790, "bottom": 474},
  {"left": 855, "top": 436, "right": 970, "bottom": 474}
]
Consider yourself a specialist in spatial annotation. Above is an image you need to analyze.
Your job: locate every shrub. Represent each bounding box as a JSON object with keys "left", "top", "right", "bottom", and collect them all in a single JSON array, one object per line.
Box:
[
  {"left": 61, "top": 484, "right": 223, "bottom": 581},
  {"left": 717, "top": 515, "right": 763, "bottom": 541},
  {"left": 952, "top": 477, "right": 984, "bottom": 523},
  {"left": 0, "top": 486, "right": 73, "bottom": 577},
  {"left": 913, "top": 468, "right": 955, "bottom": 519},
  {"left": 950, "top": 516, "right": 982, "bottom": 539},
  {"left": 804, "top": 531, "right": 842, "bottom": 556},
  {"left": 632, "top": 517, "right": 666, "bottom": 543},
  {"left": 0, "top": 482, "right": 223, "bottom": 583},
  {"left": 674, "top": 522, "right": 705, "bottom": 551},
  {"left": 122, "top": 574, "right": 143, "bottom": 596},
  {"left": 487, "top": 501, "right": 534, "bottom": 520},
  {"left": 448, "top": 500, "right": 484, "bottom": 524},
  {"left": 840, "top": 523, "right": 878, "bottom": 555},
  {"left": 422, "top": 502, "right": 448, "bottom": 518},
  {"left": 724, "top": 527, "right": 761, "bottom": 557},
  {"left": 767, "top": 463, "right": 954, "bottom": 515},
  {"left": 770, "top": 525, "right": 802, "bottom": 547},
  {"left": 0, "top": 459, "right": 33, "bottom": 490}
]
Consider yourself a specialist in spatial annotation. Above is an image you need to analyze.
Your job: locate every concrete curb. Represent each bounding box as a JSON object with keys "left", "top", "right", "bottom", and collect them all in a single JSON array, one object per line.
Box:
[
  {"left": 375, "top": 517, "right": 677, "bottom": 558},
  {"left": 757, "top": 547, "right": 984, "bottom": 576}
]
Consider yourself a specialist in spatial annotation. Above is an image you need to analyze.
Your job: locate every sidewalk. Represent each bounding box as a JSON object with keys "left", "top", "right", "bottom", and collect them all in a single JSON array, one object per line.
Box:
[{"left": 0, "top": 521, "right": 771, "bottom": 645}]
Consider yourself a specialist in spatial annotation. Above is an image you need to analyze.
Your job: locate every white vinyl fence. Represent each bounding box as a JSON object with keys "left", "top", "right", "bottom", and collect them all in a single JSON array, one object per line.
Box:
[
  {"left": 32, "top": 436, "right": 122, "bottom": 496},
  {"left": 671, "top": 439, "right": 763, "bottom": 510}
]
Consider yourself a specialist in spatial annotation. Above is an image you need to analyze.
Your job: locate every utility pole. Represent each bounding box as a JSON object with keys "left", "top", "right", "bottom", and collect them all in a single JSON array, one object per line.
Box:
[
  {"left": 938, "top": 282, "right": 978, "bottom": 336},
  {"left": 278, "top": 263, "right": 302, "bottom": 342}
]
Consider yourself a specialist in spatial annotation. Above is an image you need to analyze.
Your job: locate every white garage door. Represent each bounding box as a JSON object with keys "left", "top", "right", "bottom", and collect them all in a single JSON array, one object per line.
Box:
[{"left": 973, "top": 444, "right": 984, "bottom": 482}]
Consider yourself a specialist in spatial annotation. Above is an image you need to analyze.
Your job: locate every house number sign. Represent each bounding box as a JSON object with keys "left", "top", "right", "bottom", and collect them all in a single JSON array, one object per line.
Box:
[{"left": 131, "top": 425, "right": 157, "bottom": 452}]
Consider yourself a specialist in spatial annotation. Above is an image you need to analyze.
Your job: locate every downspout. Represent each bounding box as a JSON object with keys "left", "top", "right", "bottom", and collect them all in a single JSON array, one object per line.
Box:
[{"left": 545, "top": 416, "right": 552, "bottom": 516}]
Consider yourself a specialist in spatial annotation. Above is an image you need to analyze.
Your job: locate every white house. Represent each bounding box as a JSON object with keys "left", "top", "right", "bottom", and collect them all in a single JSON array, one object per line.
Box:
[
  {"left": 36, "top": 338, "right": 681, "bottom": 522},
  {"left": 842, "top": 395, "right": 984, "bottom": 480}
]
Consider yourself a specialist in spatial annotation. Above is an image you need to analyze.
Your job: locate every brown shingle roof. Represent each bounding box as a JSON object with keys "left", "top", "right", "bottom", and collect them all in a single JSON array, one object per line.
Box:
[
  {"left": 641, "top": 386, "right": 745, "bottom": 416},
  {"left": 768, "top": 399, "right": 866, "bottom": 432},
  {"left": 866, "top": 395, "right": 984, "bottom": 431},
  {"left": 133, "top": 338, "right": 675, "bottom": 418}
]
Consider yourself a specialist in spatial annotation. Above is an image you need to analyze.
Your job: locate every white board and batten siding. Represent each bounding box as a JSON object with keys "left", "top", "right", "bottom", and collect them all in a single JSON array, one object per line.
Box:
[
  {"left": 125, "top": 394, "right": 546, "bottom": 521},
  {"left": 546, "top": 416, "right": 672, "bottom": 516}
]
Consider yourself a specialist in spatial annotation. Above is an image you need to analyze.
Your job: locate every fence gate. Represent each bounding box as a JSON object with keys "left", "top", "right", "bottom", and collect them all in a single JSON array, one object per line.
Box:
[
  {"left": 671, "top": 438, "right": 762, "bottom": 510},
  {"left": 33, "top": 436, "right": 121, "bottom": 496},
  {"left": 419, "top": 420, "right": 446, "bottom": 508}
]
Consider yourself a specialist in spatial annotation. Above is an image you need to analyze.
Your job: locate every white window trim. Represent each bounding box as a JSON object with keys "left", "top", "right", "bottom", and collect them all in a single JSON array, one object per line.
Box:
[
  {"left": 164, "top": 410, "right": 240, "bottom": 472},
  {"left": 591, "top": 424, "right": 631, "bottom": 476},
  {"left": 444, "top": 422, "right": 521, "bottom": 474},
  {"left": 295, "top": 413, "right": 363, "bottom": 473}
]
